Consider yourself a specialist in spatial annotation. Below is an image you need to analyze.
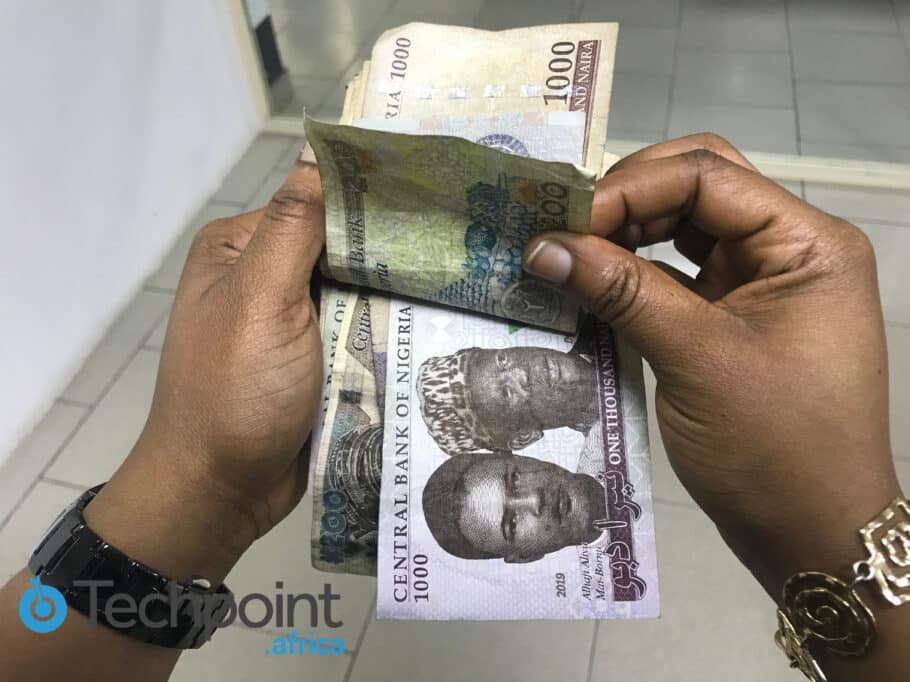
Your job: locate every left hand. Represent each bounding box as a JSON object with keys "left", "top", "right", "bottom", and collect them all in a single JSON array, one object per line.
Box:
[{"left": 84, "top": 158, "right": 326, "bottom": 581}]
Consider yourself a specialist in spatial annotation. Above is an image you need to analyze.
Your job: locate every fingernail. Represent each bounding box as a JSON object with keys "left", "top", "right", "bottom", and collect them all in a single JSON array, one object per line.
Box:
[{"left": 524, "top": 240, "right": 572, "bottom": 284}]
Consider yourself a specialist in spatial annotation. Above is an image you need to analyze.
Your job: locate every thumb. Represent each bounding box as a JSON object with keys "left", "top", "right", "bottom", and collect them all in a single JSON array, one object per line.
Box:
[
  {"left": 523, "top": 232, "right": 724, "bottom": 364},
  {"left": 241, "top": 154, "right": 325, "bottom": 298}
]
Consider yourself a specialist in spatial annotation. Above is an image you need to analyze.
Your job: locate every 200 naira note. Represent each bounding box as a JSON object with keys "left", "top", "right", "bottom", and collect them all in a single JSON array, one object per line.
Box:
[
  {"left": 305, "top": 115, "right": 596, "bottom": 333},
  {"left": 311, "top": 289, "right": 390, "bottom": 575}
]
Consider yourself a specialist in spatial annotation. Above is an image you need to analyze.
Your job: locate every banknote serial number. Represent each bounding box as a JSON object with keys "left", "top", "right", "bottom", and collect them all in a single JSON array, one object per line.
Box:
[{"left": 543, "top": 42, "right": 577, "bottom": 105}]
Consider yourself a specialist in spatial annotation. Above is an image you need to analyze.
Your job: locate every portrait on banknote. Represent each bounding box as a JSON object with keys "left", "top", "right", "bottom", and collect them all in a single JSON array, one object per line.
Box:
[
  {"left": 379, "top": 300, "right": 659, "bottom": 619},
  {"left": 422, "top": 452, "right": 620, "bottom": 564},
  {"left": 416, "top": 318, "right": 599, "bottom": 454}
]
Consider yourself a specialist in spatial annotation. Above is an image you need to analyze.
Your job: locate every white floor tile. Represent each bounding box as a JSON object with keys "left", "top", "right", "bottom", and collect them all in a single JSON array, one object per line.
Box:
[
  {"left": 278, "top": 77, "right": 338, "bottom": 118},
  {"left": 799, "top": 140, "right": 910, "bottom": 165},
  {"left": 145, "top": 311, "right": 170, "bottom": 351},
  {"left": 668, "top": 101, "right": 797, "bottom": 154},
  {"left": 275, "top": 138, "right": 306, "bottom": 172},
  {"left": 591, "top": 502, "right": 796, "bottom": 682},
  {"left": 390, "top": 0, "right": 487, "bottom": 17},
  {"left": 791, "top": 30, "right": 910, "bottom": 84},
  {"left": 796, "top": 82, "right": 910, "bottom": 146},
  {"left": 899, "top": 1, "right": 910, "bottom": 27},
  {"left": 803, "top": 184, "right": 910, "bottom": 224},
  {"left": 674, "top": 49, "right": 793, "bottom": 108},
  {"left": 787, "top": 0, "right": 900, "bottom": 34},
  {"left": 350, "top": 617, "right": 594, "bottom": 682},
  {"left": 579, "top": 0, "right": 681, "bottom": 27},
  {"left": 46, "top": 350, "right": 159, "bottom": 487},
  {"left": 245, "top": 170, "right": 289, "bottom": 212},
  {"left": 0, "top": 481, "right": 82, "bottom": 584},
  {"left": 0, "top": 403, "right": 88, "bottom": 527},
  {"left": 276, "top": 0, "right": 394, "bottom": 76},
  {"left": 888, "top": 325, "right": 910, "bottom": 457},
  {"left": 227, "top": 495, "right": 376, "bottom": 647},
  {"left": 606, "top": 128, "right": 664, "bottom": 146},
  {"left": 313, "top": 61, "right": 364, "bottom": 123},
  {"left": 171, "top": 624, "right": 350, "bottom": 682},
  {"left": 609, "top": 73, "right": 672, "bottom": 138},
  {"left": 774, "top": 179, "right": 805, "bottom": 199},
  {"left": 648, "top": 241, "right": 698, "bottom": 277},
  {"left": 474, "top": 0, "right": 573, "bottom": 30},
  {"left": 897, "top": 456, "right": 910, "bottom": 494},
  {"left": 278, "top": 32, "right": 361, "bottom": 84},
  {"left": 615, "top": 26, "right": 678, "bottom": 76},
  {"left": 213, "top": 135, "right": 297, "bottom": 206},
  {"left": 858, "top": 222, "right": 910, "bottom": 325},
  {"left": 279, "top": 0, "right": 396, "bottom": 40},
  {"left": 679, "top": 1, "right": 789, "bottom": 52},
  {"left": 60, "top": 291, "right": 171, "bottom": 405},
  {"left": 147, "top": 201, "right": 245, "bottom": 291}
]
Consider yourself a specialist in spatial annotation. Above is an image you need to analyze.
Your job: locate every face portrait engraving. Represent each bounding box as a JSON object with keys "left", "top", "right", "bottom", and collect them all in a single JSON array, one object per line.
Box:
[
  {"left": 422, "top": 453, "right": 607, "bottom": 563},
  {"left": 417, "top": 346, "right": 598, "bottom": 454}
]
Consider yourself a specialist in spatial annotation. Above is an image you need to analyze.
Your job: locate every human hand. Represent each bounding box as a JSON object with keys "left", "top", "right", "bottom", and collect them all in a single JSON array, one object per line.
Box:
[
  {"left": 84, "top": 158, "right": 325, "bottom": 582},
  {"left": 522, "top": 134, "right": 901, "bottom": 594}
]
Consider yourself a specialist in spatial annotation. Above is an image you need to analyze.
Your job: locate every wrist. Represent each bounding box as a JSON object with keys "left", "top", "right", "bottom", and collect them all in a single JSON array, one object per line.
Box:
[
  {"left": 82, "top": 431, "right": 258, "bottom": 584},
  {"left": 725, "top": 468, "right": 903, "bottom": 604}
]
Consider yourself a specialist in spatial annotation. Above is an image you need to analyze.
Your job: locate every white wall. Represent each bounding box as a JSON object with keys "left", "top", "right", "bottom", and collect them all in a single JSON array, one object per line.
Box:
[{"left": 0, "top": 1, "right": 260, "bottom": 463}]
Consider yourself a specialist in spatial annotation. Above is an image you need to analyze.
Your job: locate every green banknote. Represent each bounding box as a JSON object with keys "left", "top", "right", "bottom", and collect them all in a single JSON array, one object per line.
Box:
[{"left": 305, "top": 115, "right": 596, "bottom": 333}]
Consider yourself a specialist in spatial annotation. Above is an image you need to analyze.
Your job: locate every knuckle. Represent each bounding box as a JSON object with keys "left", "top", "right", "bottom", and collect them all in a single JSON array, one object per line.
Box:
[
  {"left": 792, "top": 217, "right": 876, "bottom": 282},
  {"left": 828, "top": 220, "right": 878, "bottom": 276},
  {"left": 691, "top": 132, "right": 739, "bottom": 157},
  {"left": 588, "top": 258, "right": 644, "bottom": 325},
  {"left": 265, "top": 185, "right": 323, "bottom": 224},
  {"left": 189, "top": 218, "right": 229, "bottom": 254},
  {"left": 842, "top": 222, "right": 875, "bottom": 261},
  {"left": 683, "top": 147, "right": 725, "bottom": 170},
  {"left": 188, "top": 217, "right": 245, "bottom": 262}
]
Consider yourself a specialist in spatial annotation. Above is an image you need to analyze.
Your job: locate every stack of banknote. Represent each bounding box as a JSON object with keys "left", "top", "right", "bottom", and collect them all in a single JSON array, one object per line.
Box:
[{"left": 307, "top": 22, "right": 659, "bottom": 620}]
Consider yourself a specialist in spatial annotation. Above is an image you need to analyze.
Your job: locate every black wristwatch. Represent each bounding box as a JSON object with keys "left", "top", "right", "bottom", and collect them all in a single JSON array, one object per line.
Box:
[{"left": 28, "top": 484, "right": 233, "bottom": 648}]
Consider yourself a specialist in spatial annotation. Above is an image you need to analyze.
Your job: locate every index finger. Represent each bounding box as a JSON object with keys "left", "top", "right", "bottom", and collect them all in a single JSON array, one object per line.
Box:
[
  {"left": 593, "top": 134, "right": 758, "bottom": 249},
  {"left": 591, "top": 149, "right": 832, "bottom": 278},
  {"left": 608, "top": 132, "right": 758, "bottom": 175}
]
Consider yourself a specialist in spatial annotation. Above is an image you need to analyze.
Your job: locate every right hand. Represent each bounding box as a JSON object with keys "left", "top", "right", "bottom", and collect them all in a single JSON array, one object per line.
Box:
[{"left": 522, "top": 134, "right": 901, "bottom": 594}]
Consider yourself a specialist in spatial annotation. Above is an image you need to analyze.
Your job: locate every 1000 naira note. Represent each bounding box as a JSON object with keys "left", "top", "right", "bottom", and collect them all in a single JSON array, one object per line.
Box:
[
  {"left": 305, "top": 115, "right": 596, "bottom": 333},
  {"left": 377, "top": 301, "right": 658, "bottom": 620},
  {"left": 360, "top": 23, "right": 617, "bottom": 175}
]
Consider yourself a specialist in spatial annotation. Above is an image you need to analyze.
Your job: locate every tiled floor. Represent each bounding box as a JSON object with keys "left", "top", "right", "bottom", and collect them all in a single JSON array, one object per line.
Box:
[
  {"left": 1, "top": 130, "right": 907, "bottom": 680},
  {"left": 273, "top": 0, "right": 910, "bottom": 160}
]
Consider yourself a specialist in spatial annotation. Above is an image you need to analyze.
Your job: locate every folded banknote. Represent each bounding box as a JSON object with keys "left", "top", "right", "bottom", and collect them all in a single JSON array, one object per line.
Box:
[{"left": 305, "top": 115, "right": 595, "bottom": 333}]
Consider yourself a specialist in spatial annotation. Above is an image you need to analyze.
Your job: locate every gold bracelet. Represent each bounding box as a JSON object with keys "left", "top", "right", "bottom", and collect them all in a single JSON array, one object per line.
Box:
[{"left": 774, "top": 497, "right": 910, "bottom": 681}]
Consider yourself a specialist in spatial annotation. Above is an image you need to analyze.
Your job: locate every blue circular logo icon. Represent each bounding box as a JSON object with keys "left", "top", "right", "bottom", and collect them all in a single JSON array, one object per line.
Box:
[{"left": 19, "top": 576, "right": 67, "bottom": 634}]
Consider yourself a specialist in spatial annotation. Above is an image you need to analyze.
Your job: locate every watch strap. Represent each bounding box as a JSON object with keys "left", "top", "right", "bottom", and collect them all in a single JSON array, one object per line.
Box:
[{"left": 29, "top": 484, "right": 232, "bottom": 649}]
